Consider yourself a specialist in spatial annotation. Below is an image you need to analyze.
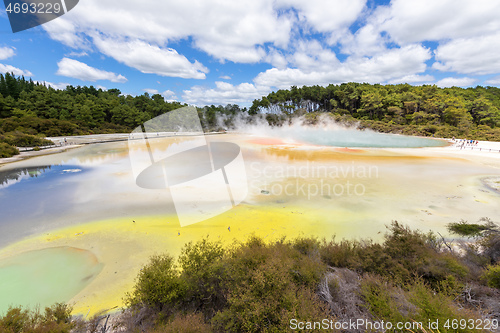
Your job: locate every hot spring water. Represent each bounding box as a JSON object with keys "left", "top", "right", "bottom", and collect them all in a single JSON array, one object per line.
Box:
[
  {"left": 250, "top": 125, "right": 447, "bottom": 148},
  {"left": 0, "top": 131, "right": 498, "bottom": 315},
  {"left": 0, "top": 247, "right": 102, "bottom": 311}
]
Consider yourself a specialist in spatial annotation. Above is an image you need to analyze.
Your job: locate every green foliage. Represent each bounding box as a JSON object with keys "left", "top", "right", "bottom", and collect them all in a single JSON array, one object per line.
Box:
[
  {"left": 1, "top": 131, "right": 54, "bottom": 147},
  {"left": 320, "top": 222, "right": 468, "bottom": 288},
  {"left": 211, "top": 237, "right": 327, "bottom": 332},
  {"left": 0, "top": 73, "right": 189, "bottom": 150},
  {"left": 482, "top": 264, "right": 500, "bottom": 289},
  {"left": 251, "top": 83, "right": 500, "bottom": 140},
  {"left": 0, "top": 142, "right": 19, "bottom": 157},
  {"left": 151, "top": 313, "right": 212, "bottom": 333},
  {"left": 125, "top": 254, "right": 186, "bottom": 311},
  {"left": 361, "top": 277, "right": 480, "bottom": 333},
  {"left": 0, "top": 303, "right": 75, "bottom": 333},
  {"left": 447, "top": 220, "right": 492, "bottom": 238}
]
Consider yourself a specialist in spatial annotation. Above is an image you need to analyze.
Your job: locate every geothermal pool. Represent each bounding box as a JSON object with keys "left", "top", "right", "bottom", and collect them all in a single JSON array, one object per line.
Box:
[
  {"left": 0, "top": 130, "right": 499, "bottom": 316},
  {"left": 258, "top": 126, "right": 447, "bottom": 148}
]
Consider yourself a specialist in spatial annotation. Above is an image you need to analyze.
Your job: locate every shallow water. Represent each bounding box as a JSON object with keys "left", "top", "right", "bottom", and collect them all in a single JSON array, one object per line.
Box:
[
  {"left": 0, "top": 246, "right": 102, "bottom": 311},
  {"left": 272, "top": 126, "right": 447, "bottom": 148},
  {"left": 0, "top": 132, "right": 499, "bottom": 315}
]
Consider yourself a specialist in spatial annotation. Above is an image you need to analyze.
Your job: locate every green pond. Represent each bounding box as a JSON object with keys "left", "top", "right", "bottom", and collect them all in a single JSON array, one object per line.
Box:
[{"left": 0, "top": 247, "right": 103, "bottom": 313}]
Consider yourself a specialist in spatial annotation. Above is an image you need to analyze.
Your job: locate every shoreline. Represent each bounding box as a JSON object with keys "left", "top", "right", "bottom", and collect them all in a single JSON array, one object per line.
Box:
[
  {"left": 0, "top": 131, "right": 226, "bottom": 166},
  {"left": 1, "top": 131, "right": 500, "bottom": 317}
]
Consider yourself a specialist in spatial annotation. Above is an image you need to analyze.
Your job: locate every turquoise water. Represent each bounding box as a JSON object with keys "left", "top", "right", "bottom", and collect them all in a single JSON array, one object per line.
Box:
[
  {"left": 0, "top": 247, "right": 103, "bottom": 314},
  {"left": 283, "top": 128, "right": 447, "bottom": 148}
]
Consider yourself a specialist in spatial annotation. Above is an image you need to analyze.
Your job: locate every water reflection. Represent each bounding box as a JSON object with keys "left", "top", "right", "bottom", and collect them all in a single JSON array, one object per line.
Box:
[
  {"left": 0, "top": 165, "right": 53, "bottom": 188},
  {"left": 0, "top": 134, "right": 499, "bottom": 316}
]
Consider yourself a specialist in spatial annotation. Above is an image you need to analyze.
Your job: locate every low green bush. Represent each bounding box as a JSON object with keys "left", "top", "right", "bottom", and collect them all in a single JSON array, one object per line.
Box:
[
  {"left": 0, "top": 303, "right": 75, "bottom": 333},
  {"left": 0, "top": 142, "right": 19, "bottom": 157},
  {"left": 482, "top": 264, "right": 500, "bottom": 289},
  {"left": 1, "top": 131, "right": 54, "bottom": 147}
]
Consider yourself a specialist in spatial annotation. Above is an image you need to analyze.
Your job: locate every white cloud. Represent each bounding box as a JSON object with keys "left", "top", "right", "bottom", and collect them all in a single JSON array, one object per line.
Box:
[
  {"left": 92, "top": 36, "right": 208, "bottom": 79},
  {"left": 387, "top": 74, "right": 435, "bottom": 85},
  {"left": 162, "top": 90, "right": 178, "bottom": 100},
  {"left": 43, "top": 18, "right": 90, "bottom": 49},
  {"left": 183, "top": 81, "right": 269, "bottom": 105},
  {"left": 41, "top": 0, "right": 364, "bottom": 65},
  {"left": 43, "top": 0, "right": 293, "bottom": 64},
  {"left": 485, "top": 76, "right": 500, "bottom": 86},
  {"left": 0, "top": 64, "right": 32, "bottom": 76},
  {"left": 38, "top": 81, "right": 70, "bottom": 90},
  {"left": 433, "top": 33, "right": 500, "bottom": 75},
  {"left": 219, "top": 75, "right": 231, "bottom": 80},
  {"left": 275, "top": 0, "right": 366, "bottom": 33},
  {"left": 0, "top": 46, "right": 15, "bottom": 60},
  {"left": 37, "top": 0, "right": 500, "bottom": 101},
  {"left": 265, "top": 48, "right": 288, "bottom": 69},
  {"left": 255, "top": 44, "right": 431, "bottom": 89},
  {"left": 436, "top": 77, "right": 476, "bottom": 88},
  {"left": 143, "top": 88, "right": 178, "bottom": 100},
  {"left": 379, "top": 0, "right": 500, "bottom": 44},
  {"left": 66, "top": 51, "right": 88, "bottom": 57},
  {"left": 56, "top": 58, "right": 127, "bottom": 83}
]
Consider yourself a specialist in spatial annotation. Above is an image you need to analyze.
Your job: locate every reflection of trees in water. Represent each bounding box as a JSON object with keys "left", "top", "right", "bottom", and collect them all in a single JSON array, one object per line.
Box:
[{"left": 0, "top": 165, "right": 53, "bottom": 186}]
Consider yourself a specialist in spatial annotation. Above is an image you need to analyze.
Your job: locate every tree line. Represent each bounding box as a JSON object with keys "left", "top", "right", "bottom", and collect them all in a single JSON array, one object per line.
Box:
[
  {"left": 2, "top": 73, "right": 500, "bottom": 158},
  {"left": 0, "top": 73, "right": 248, "bottom": 157},
  {"left": 249, "top": 82, "right": 500, "bottom": 139}
]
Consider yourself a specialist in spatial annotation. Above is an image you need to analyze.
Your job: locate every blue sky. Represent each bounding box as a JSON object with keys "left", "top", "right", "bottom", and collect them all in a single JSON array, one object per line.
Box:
[{"left": 1, "top": 0, "right": 500, "bottom": 106}]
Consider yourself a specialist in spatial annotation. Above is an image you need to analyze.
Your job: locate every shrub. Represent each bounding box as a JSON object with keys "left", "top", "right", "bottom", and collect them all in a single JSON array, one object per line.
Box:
[
  {"left": 321, "top": 222, "right": 468, "bottom": 288},
  {"left": 482, "top": 264, "right": 500, "bottom": 289},
  {"left": 2, "top": 131, "right": 54, "bottom": 147},
  {"left": 151, "top": 313, "right": 212, "bottom": 333},
  {"left": 177, "top": 238, "right": 227, "bottom": 318},
  {"left": 0, "top": 142, "right": 19, "bottom": 157},
  {"left": 211, "top": 238, "right": 328, "bottom": 332},
  {"left": 0, "top": 303, "right": 75, "bottom": 333},
  {"left": 125, "top": 254, "right": 186, "bottom": 311},
  {"left": 360, "top": 277, "right": 481, "bottom": 333}
]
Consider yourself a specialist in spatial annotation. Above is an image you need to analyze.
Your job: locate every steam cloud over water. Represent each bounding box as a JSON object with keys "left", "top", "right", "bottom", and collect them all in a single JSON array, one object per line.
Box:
[{"left": 223, "top": 114, "right": 447, "bottom": 148}]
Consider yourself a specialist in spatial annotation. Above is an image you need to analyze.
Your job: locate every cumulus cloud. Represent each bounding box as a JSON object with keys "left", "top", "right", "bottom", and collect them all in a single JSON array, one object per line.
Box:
[
  {"left": 0, "top": 64, "right": 32, "bottom": 76},
  {"left": 143, "top": 88, "right": 178, "bottom": 100},
  {"left": 255, "top": 44, "right": 431, "bottom": 89},
  {"left": 436, "top": 77, "right": 476, "bottom": 88},
  {"left": 387, "top": 74, "right": 435, "bottom": 85},
  {"left": 275, "top": 0, "right": 365, "bottom": 33},
  {"left": 56, "top": 58, "right": 127, "bottom": 83},
  {"left": 183, "top": 81, "right": 269, "bottom": 105},
  {"left": 92, "top": 36, "right": 208, "bottom": 79},
  {"left": 485, "top": 76, "right": 500, "bottom": 86},
  {"left": 0, "top": 46, "right": 15, "bottom": 60},
  {"left": 43, "top": 18, "right": 90, "bottom": 49},
  {"left": 41, "top": 0, "right": 365, "bottom": 65},
  {"left": 379, "top": 0, "right": 500, "bottom": 44},
  {"left": 433, "top": 33, "right": 500, "bottom": 75},
  {"left": 38, "top": 0, "right": 500, "bottom": 103},
  {"left": 219, "top": 75, "right": 231, "bottom": 80},
  {"left": 143, "top": 88, "right": 159, "bottom": 95},
  {"left": 38, "top": 81, "right": 70, "bottom": 90}
]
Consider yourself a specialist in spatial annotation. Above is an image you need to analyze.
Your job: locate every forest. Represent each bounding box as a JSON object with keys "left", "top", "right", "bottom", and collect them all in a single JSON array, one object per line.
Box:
[
  {"left": 249, "top": 82, "right": 500, "bottom": 141},
  {"left": 2, "top": 73, "right": 500, "bottom": 157}
]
